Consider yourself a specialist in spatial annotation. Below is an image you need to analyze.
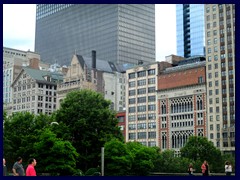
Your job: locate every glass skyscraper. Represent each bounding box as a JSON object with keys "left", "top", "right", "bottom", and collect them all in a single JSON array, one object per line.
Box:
[
  {"left": 35, "top": 4, "right": 155, "bottom": 65},
  {"left": 176, "top": 4, "right": 205, "bottom": 58}
]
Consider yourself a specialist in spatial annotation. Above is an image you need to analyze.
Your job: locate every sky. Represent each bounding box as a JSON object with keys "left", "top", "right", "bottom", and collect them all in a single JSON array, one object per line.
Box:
[{"left": 3, "top": 4, "right": 176, "bottom": 61}]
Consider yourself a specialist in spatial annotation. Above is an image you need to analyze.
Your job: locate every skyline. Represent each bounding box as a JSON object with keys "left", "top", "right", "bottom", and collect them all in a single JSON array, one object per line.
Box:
[{"left": 3, "top": 4, "right": 176, "bottom": 62}]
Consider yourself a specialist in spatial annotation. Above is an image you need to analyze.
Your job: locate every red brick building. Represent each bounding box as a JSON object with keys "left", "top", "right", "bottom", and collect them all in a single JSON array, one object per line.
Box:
[
  {"left": 116, "top": 111, "right": 126, "bottom": 142},
  {"left": 157, "top": 60, "right": 207, "bottom": 156}
]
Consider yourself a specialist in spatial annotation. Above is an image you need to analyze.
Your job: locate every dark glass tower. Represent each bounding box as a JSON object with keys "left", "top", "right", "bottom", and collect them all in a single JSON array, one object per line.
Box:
[
  {"left": 176, "top": 4, "right": 205, "bottom": 58},
  {"left": 35, "top": 4, "right": 155, "bottom": 65}
]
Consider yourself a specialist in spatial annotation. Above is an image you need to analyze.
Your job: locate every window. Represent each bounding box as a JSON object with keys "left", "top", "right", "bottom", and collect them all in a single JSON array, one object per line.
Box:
[
  {"left": 148, "top": 69, "right": 155, "bottom": 75},
  {"left": 129, "top": 133, "right": 136, "bottom": 140},
  {"left": 129, "top": 90, "right": 135, "bottom": 96},
  {"left": 137, "top": 79, "right": 146, "bottom": 86},
  {"left": 212, "top": 5, "right": 216, "bottom": 11},
  {"left": 213, "top": 22, "right": 217, "bottom": 27},
  {"left": 209, "top": 98, "right": 212, "bottom": 104},
  {"left": 209, "top": 90, "right": 212, "bottom": 96},
  {"left": 148, "top": 113, "right": 156, "bottom": 120},
  {"left": 148, "top": 96, "right": 156, "bottom": 102},
  {"left": 208, "top": 48, "right": 211, "bottom": 53},
  {"left": 148, "top": 78, "right": 155, "bottom": 84},
  {"left": 207, "top": 31, "right": 210, "bottom": 37},
  {"left": 207, "top": 40, "right": 211, "bottom": 45},
  {"left": 208, "top": 64, "right": 212, "bottom": 70},
  {"left": 198, "top": 76, "right": 204, "bottom": 83},
  {"left": 148, "top": 105, "right": 156, "bottom": 111},
  {"left": 148, "top": 132, "right": 156, "bottom": 138},
  {"left": 137, "top": 123, "right": 146, "bottom": 129},
  {"left": 209, "top": 81, "right": 212, "bottom": 87},
  {"left": 138, "top": 105, "right": 146, "bottom": 112},
  {"left": 206, "top": 7, "right": 210, "bottom": 13},
  {"left": 207, "top": 15, "right": 210, "bottom": 21},
  {"left": 137, "top": 132, "right": 146, "bottom": 139},
  {"left": 213, "top": 14, "right": 216, "bottom": 19},
  {"left": 129, "top": 73, "right": 135, "bottom": 79},
  {"left": 207, "top": 23, "right": 210, "bottom": 29},
  {"left": 129, "top": 98, "right": 135, "bottom": 104},
  {"left": 210, "top": 133, "right": 214, "bottom": 139},
  {"left": 148, "top": 87, "right": 155, "bottom": 93},
  {"left": 208, "top": 73, "right": 212, "bottom": 79},
  {"left": 129, "top": 107, "right": 135, "bottom": 113},
  {"left": 129, "top": 81, "right": 135, "bottom": 87},
  {"left": 137, "top": 93, "right": 146, "bottom": 100},
  {"left": 208, "top": 56, "right": 212, "bottom": 62},
  {"left": 210, "top": 124, "right": 213, "bottom": 130},
  {"left": 137, "top": 88, "right": 146, "bottom": 95},
  {"left": 117, "top": 116, "right": 124, "bottom": 122},
  {"left": 137, "top": 71, "right": 146, "bottom": 77},
  {"left": 209, "top": 115, "right": 213, "bottom": 121},
  {"left": 209, "top": 107, "right": 213, "bottom": 113}
]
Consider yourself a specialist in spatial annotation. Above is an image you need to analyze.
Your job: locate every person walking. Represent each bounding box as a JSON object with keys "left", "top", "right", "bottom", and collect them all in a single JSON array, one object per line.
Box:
[
  {"left": 201, "top": 160, "right": 209, "bottom": 176},
  {"left": 188, "top": 163, "right": 195, "bottom": 176},
  {"left": 26, "top": 158, "right": 37, "bottom": 176},
  {"left": 12, "top": 157, "right": 25, "bottom": 176},
  {"left": 3, "top": 158, "right": 8, "bottom": 176},
  {"left": 225, "top": 161, "right": 232, "bottom": 176}
]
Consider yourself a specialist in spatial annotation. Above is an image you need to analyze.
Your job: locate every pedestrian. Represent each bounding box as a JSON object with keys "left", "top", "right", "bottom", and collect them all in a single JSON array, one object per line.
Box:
[
  {"left": 3, "top": 158, "right": 8, "bottom": 176},
  {"left": 26, "top": 158, "right": 37, "bottom": 176},
  {"left": 201, "top": 160, "right": 209, "bottom": 176},
  {"left": 225, "top": 161, "right": 232, "bottom": 176},
  {"left": 188, "top": 163, "right": 195, "bottom": 176},
  {"left": 12, "top": 157, "right": 25, "bottom": 176}
]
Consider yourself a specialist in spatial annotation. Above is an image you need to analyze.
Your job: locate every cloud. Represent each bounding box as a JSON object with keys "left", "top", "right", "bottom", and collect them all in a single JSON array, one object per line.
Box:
[
  {"left": 3, "top": 4, "right": 36, "bottom": 50},
  {"left": 155, "top": 4, "right": 176, "bottom": 61}
]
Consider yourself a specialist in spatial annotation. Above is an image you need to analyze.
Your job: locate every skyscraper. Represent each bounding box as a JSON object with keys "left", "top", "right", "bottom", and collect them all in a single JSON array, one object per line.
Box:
[
  {"left": 176, "top": 4, "right": 205, "bottom": 58},
  {"left": 205, "top": 4, "right": 235, "bottom": 155},
  {"left": 35, "top": 4, "right": 155, "bottom": 66}
]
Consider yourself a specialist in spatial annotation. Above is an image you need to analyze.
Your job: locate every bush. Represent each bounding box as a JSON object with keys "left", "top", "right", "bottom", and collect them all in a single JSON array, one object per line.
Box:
[{"left": 85, "top": 168, "right": 99, "bottom": 176}]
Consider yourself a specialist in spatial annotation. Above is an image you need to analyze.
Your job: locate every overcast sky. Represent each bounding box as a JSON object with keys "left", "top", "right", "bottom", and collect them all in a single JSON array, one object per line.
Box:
[{"left": 3, "top": 4, "right": 176, "bottom": 61}]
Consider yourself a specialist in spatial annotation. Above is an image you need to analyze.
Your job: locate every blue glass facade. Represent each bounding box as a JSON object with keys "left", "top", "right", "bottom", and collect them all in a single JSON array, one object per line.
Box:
[
  {"left": 176, "top": 4, "right": 205, "bottom": 58},
  {"left": 35, "top": 4, "right": 155, "bottom": 65}
]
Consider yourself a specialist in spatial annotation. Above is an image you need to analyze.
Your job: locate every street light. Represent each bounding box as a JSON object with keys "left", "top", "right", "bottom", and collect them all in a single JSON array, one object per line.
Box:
[{"left": 50, "top": 122, "right": 59, "bottom": 126}]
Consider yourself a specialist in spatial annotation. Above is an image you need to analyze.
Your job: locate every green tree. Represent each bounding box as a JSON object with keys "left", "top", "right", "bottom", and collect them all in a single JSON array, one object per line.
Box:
[
  {"left": 3, "top": 112, "right": 65, "bottom": 173},
  {"left": 55, "top": 90, "right": 123, "bottom": 171},
  {"left": 180, "top": 136, "right": 222, "bottom": 172},
  {"left": 32, "top": 128, "right": 79, "bottom": 176},
  {"left": 126, "top": 142, "right": 157, "bottom": 176},
  {"left": 104, "top": 139, "right": 132, "bottom": 176}
]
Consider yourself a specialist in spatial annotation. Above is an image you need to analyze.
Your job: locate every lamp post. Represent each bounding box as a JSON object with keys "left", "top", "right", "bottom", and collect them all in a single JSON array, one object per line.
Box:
[{"left": 101, "top": 147, "right": 104, "bottom": 176}]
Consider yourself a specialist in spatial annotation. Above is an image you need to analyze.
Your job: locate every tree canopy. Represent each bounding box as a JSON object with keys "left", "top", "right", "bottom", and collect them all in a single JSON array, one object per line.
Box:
[{"left": 54, "top": 89, "right": 123, "bottom": 171}]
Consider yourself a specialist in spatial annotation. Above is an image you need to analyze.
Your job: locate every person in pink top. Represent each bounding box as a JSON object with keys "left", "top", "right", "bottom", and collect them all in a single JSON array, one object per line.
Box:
[{"left": 26, "top": 158, "right": 37, "bottom": 176}]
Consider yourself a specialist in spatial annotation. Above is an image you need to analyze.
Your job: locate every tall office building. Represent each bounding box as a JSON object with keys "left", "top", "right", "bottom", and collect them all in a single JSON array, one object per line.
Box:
[
  {"left": 35, "top": 4, "right": 155, "bottom": 66},
  {"left": 176, "top": 4, "right": 205, "bottom": 58},
  {"left": 205, "top": 4, "right": 235, "bottom": 155}
]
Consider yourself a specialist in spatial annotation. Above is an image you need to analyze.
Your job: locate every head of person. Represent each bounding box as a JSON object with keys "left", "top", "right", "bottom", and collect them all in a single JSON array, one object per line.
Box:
[
  {"left": 225, "top": 161, "right": 229, "bottom": 165},
  {"left": 189, "top": 163, "right": 193, "bottom": 168},
  {"left": 17, "top": 157, "right": 22, "bottom": 163},
  {"left": 3, "top": 158, "right": 6, "bottom": 165},
  {"left": 204, "top": 160, "right": 207, "bottom": 165},
  {"left": 28, "top": 158, "right": 37, "bottom": 166}
]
